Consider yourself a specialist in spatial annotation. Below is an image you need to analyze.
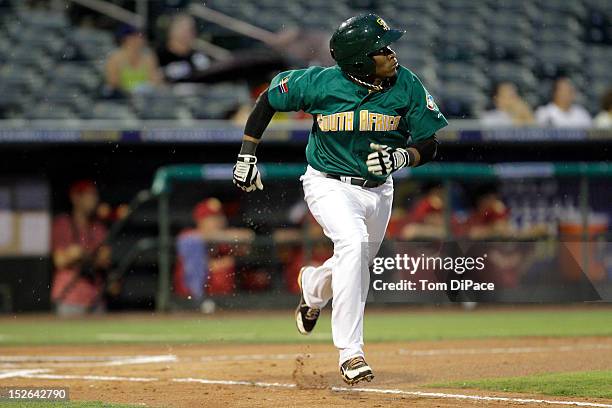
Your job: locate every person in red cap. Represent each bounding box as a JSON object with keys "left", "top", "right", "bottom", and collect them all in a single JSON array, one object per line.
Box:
[
  {"left": 390, "top": 182, "right": 462, "bottom": 240},
  {"left": 173, "top": 198, "right": 254, "bottom": 312},
  {"left": 51, "top": 180, "right": 111, "bottom": 316},
  {"left": 465, "top": 184, "right": 513, "bottom": 239}
]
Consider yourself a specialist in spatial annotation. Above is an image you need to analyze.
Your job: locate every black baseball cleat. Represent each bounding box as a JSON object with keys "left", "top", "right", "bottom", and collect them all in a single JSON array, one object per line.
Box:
[
  {"left": 340, "top": 356, "right": 374, "bottom": 385},
  {"left": 295, "top": 266, "right": 320, "bottom": 335}
]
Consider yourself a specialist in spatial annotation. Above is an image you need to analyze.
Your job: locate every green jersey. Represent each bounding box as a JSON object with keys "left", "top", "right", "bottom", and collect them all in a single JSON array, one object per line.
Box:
[{"left": 267, "top": 65, "right": 448, "bottom": 182}]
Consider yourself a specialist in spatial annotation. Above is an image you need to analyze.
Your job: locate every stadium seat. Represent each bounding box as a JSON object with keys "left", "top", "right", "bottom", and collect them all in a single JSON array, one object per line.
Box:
[
  {"left": 0, "top": 83, "right": 29, "bottom": 118},
  {"left": 69, "top": 28, "right": 115, "bottom": 62},
  {"left": 16, "top": 9, "right": 68, "bottom": 30},
  {"left": 26, "top": 104, "right": 75, "bottom": 120},
  {"left": 488, "top": 32, "right": 535, "bottom": 62},
  {"left": 6, "top": 48, "right": 53, "bottom": 71},
  {"left": 190, "top": 100, "right": 238, "bottom": 120},
  {"left": 534, "top": 14, "right": 583, "bottom": 34},
  {"left": 536, "top": 47, "right": 583, "bottom": 77},
  {"left": 51, "top": 63, "right": 101, "bottom": 92},
  {"left": 439, "top": 63, "right": 490, "bottom": 90},
  {"left": 488, "top": 62, "right": 539, "bottom": 92},
  {"left": 92, "top": 102, "right": 137, "bottom": 121},
  {"left": 0, "top": 65, "right": 44, "bottom": 94},
  {"left": 539, "top": 0, "right": 588, "bottom": 19},
  {"left": 438, "top": 38, "right": 488, "bottom": 62}
]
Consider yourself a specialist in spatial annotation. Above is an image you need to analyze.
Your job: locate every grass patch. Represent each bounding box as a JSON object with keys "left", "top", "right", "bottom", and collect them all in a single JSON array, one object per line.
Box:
[
  {"left": 430, "top": 370, "right": 612, "bottom": 399},
  {"left": 0, "top": 309, "right": 610, "bottom": 345}
]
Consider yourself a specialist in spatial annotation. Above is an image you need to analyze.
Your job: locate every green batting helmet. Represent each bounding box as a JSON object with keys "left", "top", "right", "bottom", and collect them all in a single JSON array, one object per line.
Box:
[{"left": 330, "top": 14, "right": 404, "bottom": 76}]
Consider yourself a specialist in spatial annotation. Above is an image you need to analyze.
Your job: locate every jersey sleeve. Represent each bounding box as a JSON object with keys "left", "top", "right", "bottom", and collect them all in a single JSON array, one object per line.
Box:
[
  {"left": 406, "top": 73, "right": 448, "bottom": 142},
  {"left": 267, "top": 68, "right": 315, "bottom": 112}
]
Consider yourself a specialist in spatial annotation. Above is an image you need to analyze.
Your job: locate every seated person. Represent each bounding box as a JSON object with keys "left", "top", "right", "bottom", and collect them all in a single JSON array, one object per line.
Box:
[
  {"left": 480, "top": 81, "right": 534, "bottom": 127},
  {"left": 535, "top": 77, "right": 592, "bottom": 128},
  {"left": 105, "top": 25, "right": 163, "bottom": 96},
  {"left": 173, "top": 198, "right": 254, "bottom": 303},
  {"left": 157, "top": 14, "right": 211, "bottom": 83},
  {"left": 594, "top": 88, "right": 612, "bottom": 129}
]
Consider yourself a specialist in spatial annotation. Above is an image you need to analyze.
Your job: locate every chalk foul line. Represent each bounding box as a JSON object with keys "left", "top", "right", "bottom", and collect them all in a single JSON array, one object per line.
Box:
[
  {"left": 0, "top": 369, "right": 49, "bottom": 379},
  {"left": 399, "top": 343, "right": 612, "bottom": 357},
  {"left": 194, "top": 343, "right": 612, "bottom": 362},
  {"left": 14, "top": 372, "right": 611, "bottom": 407}
]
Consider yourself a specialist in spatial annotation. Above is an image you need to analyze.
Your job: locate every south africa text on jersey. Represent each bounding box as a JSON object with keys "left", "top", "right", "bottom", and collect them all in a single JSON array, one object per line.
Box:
[{"left": 316, "top": 110, "right": 402, "bottom": 132}]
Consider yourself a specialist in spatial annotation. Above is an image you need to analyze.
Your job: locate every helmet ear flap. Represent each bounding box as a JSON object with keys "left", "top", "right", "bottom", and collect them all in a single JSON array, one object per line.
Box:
[{"left": 353, "top": 55, "right": 376, "bottom": 76}]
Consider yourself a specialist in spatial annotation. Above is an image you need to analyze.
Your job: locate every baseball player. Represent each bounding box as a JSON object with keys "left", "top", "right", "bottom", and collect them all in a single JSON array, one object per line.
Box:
[{"left": 233, "top": 14, "right": 447, "bottom": 385}]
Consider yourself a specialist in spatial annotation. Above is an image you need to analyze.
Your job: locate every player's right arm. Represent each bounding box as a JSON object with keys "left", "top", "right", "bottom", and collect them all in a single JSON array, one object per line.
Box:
[
  {"left": 232, "top": 68, "right": 316, "bottom": 192},
  {"left": 232, "top": 90, "right": 276, "bottom": 192}
]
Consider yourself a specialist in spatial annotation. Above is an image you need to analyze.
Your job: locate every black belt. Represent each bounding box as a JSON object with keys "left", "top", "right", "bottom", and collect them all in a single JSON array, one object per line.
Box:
[{"left": 325, "top": 174, "right": 385, "bottom": 188}]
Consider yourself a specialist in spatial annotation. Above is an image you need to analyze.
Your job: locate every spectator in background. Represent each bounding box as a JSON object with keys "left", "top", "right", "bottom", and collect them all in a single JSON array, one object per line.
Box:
[
  {"left": 535, "top": 77, "right": 592, "bottom": 127},
  {"left": 51, "top": 181, "right": 111, "bottom": 317},
  {"left": 465, "top": 184, "right": 513, "bottom": 239},
  {"left": 481, "top": 82, "right": 534, "bottom": 127},
  {"left": 157, "top": 14, "right": 211, "bottom": 83},
  {"left": 173, "top": 198, "right": 254, "bottom": 312},
  {"left": 392, "top": 182, "right": 462, "bottom": 239},
  {"left": 593, "top": 88, "right": 612, "bottom": 129},
  {"left": 105, "top": 25, "right": 163, "bottom": 96}
]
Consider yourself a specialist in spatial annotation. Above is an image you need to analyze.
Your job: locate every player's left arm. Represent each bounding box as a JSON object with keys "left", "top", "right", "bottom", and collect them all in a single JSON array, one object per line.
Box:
[
  {"left": 406, "top": 134, "right": 439, "bottom": 167},
  {"left": 366, "top": 134, "right": 438, "bottom": 176}
]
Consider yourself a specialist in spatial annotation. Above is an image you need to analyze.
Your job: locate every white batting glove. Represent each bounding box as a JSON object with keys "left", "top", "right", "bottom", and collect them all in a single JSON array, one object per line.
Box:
[
  {"left": 366, "top": 143, "right": 410, "bottom": 176},
  {"left": 232, "top": 154, "right": 264, "bottom": 192}
]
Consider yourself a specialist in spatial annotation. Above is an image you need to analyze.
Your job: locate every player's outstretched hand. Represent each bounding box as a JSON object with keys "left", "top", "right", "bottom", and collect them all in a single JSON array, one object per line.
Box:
[
  {"left": 233, "top": 154, "right": 264, "bottom": 192},
  {"left": 366, "top": 143, "right": 410, "bottom": 176}
]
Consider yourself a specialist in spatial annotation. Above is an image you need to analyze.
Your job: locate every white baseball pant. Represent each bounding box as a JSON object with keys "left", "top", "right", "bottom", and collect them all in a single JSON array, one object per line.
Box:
[{"left": 300, "top": 165, "right": 393, "bottom": 365}]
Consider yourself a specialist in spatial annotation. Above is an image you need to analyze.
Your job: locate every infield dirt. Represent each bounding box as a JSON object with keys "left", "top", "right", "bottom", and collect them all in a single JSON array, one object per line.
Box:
[{"left": 1, "top": 336, "right": 611, "bottom": 407}]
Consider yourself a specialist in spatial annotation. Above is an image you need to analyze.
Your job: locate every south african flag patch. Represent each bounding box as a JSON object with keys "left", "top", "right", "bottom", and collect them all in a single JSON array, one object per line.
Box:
[{"left": 278, "top": 76, "right": 289, "bottom": 93}]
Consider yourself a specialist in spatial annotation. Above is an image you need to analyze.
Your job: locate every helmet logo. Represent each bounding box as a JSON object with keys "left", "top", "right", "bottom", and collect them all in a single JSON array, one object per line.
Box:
[{"left": 376, "top": 17, "right": 389, "bottom": 30}]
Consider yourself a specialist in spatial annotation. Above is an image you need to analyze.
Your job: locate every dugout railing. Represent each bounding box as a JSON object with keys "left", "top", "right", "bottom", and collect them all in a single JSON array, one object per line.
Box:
[{"left": 145, "top": 162, "right": 612, "bottom": 311}]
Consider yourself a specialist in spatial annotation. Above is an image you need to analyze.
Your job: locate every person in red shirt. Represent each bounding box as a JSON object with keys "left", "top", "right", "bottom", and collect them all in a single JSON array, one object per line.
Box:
[{"left": 51, "top": 181, "right": 111, "bottom": 316}]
